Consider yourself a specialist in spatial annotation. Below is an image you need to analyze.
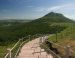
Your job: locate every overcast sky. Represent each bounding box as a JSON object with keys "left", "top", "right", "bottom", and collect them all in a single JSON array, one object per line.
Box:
[{"left": 0, "top": 0, "right": 75, "bottom": 20}]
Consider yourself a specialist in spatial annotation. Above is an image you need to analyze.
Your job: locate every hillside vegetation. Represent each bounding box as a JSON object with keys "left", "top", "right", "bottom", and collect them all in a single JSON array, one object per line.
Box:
[
  {"left": 0, "top": 12, "right": 74, "bottom": 58},
  {"left": 0, "top": 12, "right": 74, "bottom": 45}
]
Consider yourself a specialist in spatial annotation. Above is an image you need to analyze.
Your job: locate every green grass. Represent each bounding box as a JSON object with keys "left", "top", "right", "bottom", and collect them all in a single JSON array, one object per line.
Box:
[
  {"left": 0, "top": 36, "right": 33, "bottom": 58},
  {"left": 0, "top": 42, "right": 16, "bottom": 58},
  {"left": 48, "top": 23, "right": 75, "bottom": 41},
  {"left": 48, "top": 23, "right": 75, "bottom": 57}
]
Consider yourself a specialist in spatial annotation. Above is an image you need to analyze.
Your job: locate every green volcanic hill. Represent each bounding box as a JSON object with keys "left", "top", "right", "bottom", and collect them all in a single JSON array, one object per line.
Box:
[{"left": 32, "top": 12, "right": 73, "bottom": 23}]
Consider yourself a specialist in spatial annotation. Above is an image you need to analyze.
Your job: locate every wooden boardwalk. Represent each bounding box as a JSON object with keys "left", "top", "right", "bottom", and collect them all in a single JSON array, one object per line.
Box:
[{"left": 17, "top": 37, "right": 53, "bottom": 58}]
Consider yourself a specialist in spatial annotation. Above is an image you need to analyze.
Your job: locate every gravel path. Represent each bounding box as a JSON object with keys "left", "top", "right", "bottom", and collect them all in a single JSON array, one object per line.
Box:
[{"left": 17, "top": 37, "right": 53, "bottom": 58}]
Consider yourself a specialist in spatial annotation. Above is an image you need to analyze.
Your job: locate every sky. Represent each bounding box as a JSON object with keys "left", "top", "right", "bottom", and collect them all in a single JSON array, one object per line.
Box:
[{"left": 0, "top": 0, "right": 75, "bottom": 20}]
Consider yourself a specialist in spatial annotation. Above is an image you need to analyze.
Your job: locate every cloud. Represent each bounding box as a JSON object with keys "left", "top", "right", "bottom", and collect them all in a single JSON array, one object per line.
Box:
[
  {"left": 47, "top": 6, "right": 63, "bottom": 11},
  {"left": 35, "top": 4, "right": 75, "bottom": 12},
  {"left": 34, "top": 3, "right": 75, "bottom": 20},
  {"left": 64, "top": 14, "right": 75, "bottom": 20}
]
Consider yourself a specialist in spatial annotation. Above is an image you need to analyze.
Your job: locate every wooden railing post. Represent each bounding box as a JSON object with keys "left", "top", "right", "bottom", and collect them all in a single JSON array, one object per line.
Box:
[
  {"left": 7, "top": 48, "right": 11, "bottom": 58},
  {"left": 42, "top": 36, "right": 44, "bottom": 42},
  {"left": 65, "top": 46, "right": 71, "bottom": 58},
  {"left": 39, "top": 37, "right": 42, "bottom": 44},
  {"left": 29, "top": 35, "right": 31, "bottom": 41}
]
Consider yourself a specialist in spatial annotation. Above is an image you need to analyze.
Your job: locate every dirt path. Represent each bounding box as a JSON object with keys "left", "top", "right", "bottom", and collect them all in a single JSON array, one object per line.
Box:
[{"left": 17, "top": 37, "right": 53, "bottom": 58}]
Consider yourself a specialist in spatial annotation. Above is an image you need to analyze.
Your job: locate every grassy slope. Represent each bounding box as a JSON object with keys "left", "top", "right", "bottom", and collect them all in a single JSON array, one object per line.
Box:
[
  {"left": 48, "top": 23, "right": 75, "bottom": 42},
  {"left": 0, "top": 42, "right": 16, "bottom": 58},
  {"left": 48, "top": 23, "right": 75, "bottom": 57}
]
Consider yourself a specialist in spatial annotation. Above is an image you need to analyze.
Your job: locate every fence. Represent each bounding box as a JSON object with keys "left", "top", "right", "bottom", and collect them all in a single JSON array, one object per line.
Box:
[
  {"left": 4, "top": 34, "right": 46, "bottom": 58},
  {"left": 40, "top": 36, "right": 62, "bottom": 58},
  {"left": 4, "top": 36, "right": 30, "bottom": 58},
  {"left": 4, "top": 35, "right": 35, "bottom": 58},
  {"left": 4, "top": 34, "right": 75, "bottom": 58},
  {"left": 40, "top": 35, "right": 75, "bottom": 58}
]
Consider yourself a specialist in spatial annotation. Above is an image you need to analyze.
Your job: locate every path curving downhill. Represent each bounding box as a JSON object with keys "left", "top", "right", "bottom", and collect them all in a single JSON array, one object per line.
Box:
[{"left": 17, "top": 37, "right": 53, "bottom": 58}]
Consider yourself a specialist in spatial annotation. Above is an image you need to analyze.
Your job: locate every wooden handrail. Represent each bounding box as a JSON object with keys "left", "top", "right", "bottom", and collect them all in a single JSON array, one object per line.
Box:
[
  {"left": 11, "top": 39, "right": 21, "bottom": 51},
  {"left": 4, "top": 34, "right": 43, "bottom": 58},
  {"left": 5, "top": 34, "right": 75, "bottom": 58},
  {"left": 5, "top": 53, "right": 9, "bottom": 58}
]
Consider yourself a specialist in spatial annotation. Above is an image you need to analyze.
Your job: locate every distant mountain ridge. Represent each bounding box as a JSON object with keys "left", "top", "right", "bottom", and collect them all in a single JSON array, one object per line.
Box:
[
  {"left": 0, "top": 19, "right": 32, "bottom": 22},
  {"left": 33, "top": 12, "right": 74, "bottom": 23}
]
